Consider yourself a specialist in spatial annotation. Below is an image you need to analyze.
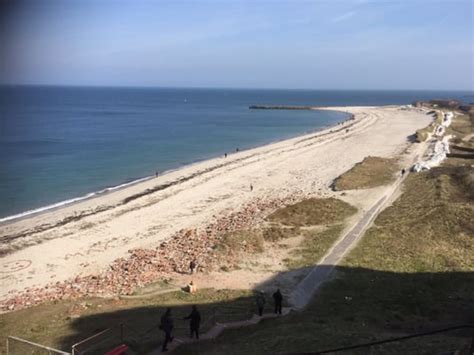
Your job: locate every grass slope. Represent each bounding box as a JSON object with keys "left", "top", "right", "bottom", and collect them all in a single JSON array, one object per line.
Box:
[
  {"left": 177, "top": 165, "right": 474, "bottom": 354},
  {"left": 0, "top": 289, "right": 254, "bottom": 354},
  {"left": 332, "top": 156, "right": 399, "bottom": 191},
  {"left": 267, "top": 197, "right": 356, "bottom": 226},
  {"left": 415, "top": 111, "right": 443, "bottom": 142}
]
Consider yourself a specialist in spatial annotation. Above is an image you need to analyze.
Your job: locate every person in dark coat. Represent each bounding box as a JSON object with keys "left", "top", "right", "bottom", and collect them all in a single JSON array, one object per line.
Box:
[
  {"left": 183, "top": 305, "right": 201, "bottom": 339},
  {"left": 189, "top": 260, "right": 197, "bottom": 274},
  {"left": 273, "top": 289, "right": 283, "bottom": 314},
  {"left": 160, "top": 308, "right": 174, "bottom": 352},
  {"left": 256, "top": 291, "right": 266, "bottom": 316}
]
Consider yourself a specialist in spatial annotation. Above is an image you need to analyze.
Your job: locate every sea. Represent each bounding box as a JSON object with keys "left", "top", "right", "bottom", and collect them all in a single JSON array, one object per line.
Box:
[{"left": 0, "top": 86, "right": 472, "bottom": 221}]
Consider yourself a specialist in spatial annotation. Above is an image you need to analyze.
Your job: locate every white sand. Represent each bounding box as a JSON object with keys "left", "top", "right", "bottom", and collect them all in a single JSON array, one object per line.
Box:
[{"left": 0, "top": 106, "right": 431, "bottom": 300}]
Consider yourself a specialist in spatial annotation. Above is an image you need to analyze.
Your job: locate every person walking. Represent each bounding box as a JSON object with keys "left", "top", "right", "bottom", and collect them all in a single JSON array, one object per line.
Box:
[
  {"left": 183, "top": 305, "right": 201, "bottom": 339},
  {"left": 189, "top": 260, "right": 197, "bottom": 274},
  {"left": 256, "top": 291, "right": 266, "bottom": 316},
  {"left": 160, "top": 308, "right": 174, "bottom": 352},
  {"left": 273, "top": 289, "right": 283, "bottom": 315}
]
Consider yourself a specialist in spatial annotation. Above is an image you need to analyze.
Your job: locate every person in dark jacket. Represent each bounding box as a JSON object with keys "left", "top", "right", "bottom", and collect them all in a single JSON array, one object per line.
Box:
[
  {"left": 256, "top": 291, "right": 266, "bottom": 316},
  {"left": 160, "top": 308, "right": 174, "bottom": 352},
  {"left": 189, "top": 260, "right": 197, "bottom": 274},
  {"left": 183, "top": 305, "right": 201, "bottom": 339},
  {"left": 273, "top": 289, "right": 283, "bottom": 314}
]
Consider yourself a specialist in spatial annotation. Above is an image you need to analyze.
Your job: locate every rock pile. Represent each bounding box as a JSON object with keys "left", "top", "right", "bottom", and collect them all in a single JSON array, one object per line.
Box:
[{"left": 1, "top": 194, "right": 306, "bottom": 312}]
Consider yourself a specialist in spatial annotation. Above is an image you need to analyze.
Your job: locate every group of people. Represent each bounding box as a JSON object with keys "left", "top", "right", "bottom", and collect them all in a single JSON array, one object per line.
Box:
[
  {"left": 256, "top": 289, "right": 283, "bottom": 316},
  {"left": 159, "top": 289, "right": 284, "bottom": 351},
  {"left": 160, "top": 306, "right": 201, "bottom": 352},
  {"left": 223, "top": 147, "right": 240, "bottom": 159}
]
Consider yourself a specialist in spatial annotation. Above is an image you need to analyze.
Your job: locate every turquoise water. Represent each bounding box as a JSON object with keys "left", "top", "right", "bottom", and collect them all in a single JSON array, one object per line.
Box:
[{"left": 0, "top": 86, "right": 471, "bottom": 220}]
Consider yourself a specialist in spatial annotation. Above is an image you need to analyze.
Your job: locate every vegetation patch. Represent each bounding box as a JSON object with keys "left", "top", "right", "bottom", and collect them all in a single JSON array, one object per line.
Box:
[
  {"left": 347, "top": 167, "right": 473, "bottom": 273},
  {"left": 214, "top": 198, "right": 356, "bottom": 277},
  {"left": 415, "top": 111, "right": 443, "bottom": 142},
  {"left": 285, "top": 224, "right": 345, "bottom": 269},
  {"left": 0, "top": 288, "right": 254, "bottom": 355},
  {"left": 332, "top": 156, "right": 399, "bottom": 191},
  {"left": 261, "top": 225, "right": 300, "bottom": 242},
  {"left": 447, "top": 113, "right": 473, "bottom": 141},
  {"left": 267, "top": 197, "right": 356, "bottom": 227},
  {"left": 178, "top": 110, "right": 474, "bottom": 354},
  {"left": 216, "top": 230, "right": 265, "bottom": 255}
]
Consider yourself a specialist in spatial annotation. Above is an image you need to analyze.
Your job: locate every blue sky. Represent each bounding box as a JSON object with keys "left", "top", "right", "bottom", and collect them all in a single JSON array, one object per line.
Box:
[{"left": 1, "top": 0, "right": 473, "bottom": 90}]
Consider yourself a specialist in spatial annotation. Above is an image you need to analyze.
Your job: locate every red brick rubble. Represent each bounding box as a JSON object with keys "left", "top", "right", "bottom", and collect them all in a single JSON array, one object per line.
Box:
[{"left": 1, "top": 194, "right": 306, "bottom": 312}]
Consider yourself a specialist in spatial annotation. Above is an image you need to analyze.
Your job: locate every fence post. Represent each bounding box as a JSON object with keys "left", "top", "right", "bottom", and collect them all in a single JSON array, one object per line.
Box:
[{"left": 6, "top": 338, "right": 9, "bottom": 355}]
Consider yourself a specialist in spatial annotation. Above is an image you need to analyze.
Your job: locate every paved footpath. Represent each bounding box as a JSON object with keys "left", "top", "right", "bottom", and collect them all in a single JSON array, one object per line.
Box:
[{"left": 148, "top": 147, "right": 426, "bottom": 354}]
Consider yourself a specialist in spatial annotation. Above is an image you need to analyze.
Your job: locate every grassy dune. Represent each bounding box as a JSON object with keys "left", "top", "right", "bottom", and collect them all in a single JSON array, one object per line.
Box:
[
  {"left": 332, "top": 156, "right": 399, "bottom": 191},
  {"left": 267, "top": 197, "right": 356, "bottom": 226},
  {"left": 415, "top": 111, "right": 443, "bottom": 142},
  {"left": 178, "top": 163, "right": 473, "bottom": 355},
  {"left": 0, "top": 289, "right": 254, "bottom": 354}
]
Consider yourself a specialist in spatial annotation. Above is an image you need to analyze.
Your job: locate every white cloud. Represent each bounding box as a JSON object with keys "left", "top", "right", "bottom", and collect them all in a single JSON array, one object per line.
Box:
[{"left": 331, "top": 10, "right": 357, "bottom": 23}]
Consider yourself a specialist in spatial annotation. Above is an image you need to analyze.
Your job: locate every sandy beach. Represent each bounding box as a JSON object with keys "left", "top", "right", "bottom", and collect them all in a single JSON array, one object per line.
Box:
[{"left": 0, "top": 106, "right": 431, "bottom": 308}]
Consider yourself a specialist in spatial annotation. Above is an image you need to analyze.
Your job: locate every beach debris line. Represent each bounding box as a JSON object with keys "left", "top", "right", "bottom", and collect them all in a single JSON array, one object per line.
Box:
[
  {"left": 0, "top": 194, "right": 306, "bottom": 312},
  {"left": 249, "top": 105, "right": 316, "bottom": 110}
]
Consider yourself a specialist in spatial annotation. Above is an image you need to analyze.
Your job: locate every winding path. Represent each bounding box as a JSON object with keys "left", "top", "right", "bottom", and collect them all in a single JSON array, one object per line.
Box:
[{"left": 147, "top": 143, "right": 427, "bottom": 354}]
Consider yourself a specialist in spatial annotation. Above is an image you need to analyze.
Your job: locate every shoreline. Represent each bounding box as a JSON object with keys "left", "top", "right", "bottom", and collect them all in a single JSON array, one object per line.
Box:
[
  {"left": 0, "top": 108, "right": 351, "bottom": 226},
  {"left": 0, "top": 105, "right": 432, "bottom": 309}
]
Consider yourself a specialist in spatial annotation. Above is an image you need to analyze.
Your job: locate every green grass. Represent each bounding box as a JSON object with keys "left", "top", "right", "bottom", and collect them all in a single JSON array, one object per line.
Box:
[
  {"left": 216, "top": 198, "right": 356, "bottom": 274},
  {"left": 345, "top": 168, "right": 473, "bottom": 273},
  {"left": 415, "top": 111, "right": 443, "bottom": 142},
  {"left": 332, "top": 156, "right": 399, "bottom": 191},
  {"left": 267, "top": 197, "right": 357, "bottom": 227},
  {"left": 216, "top": 229, "right": 265, "bottom": 255},
  {"left": 261, "top": 225, "right": 300, "bottom": 242},
  {"left": 265, "top": 198, "right": 356, "bottom": 269},
  {"left": 447, "top": 113, "right": 473, "bottom": 141},
  {"left": 0, "top": 288, "right": 254, "bottom": 354},
  {"left": 176, "top": 153, "right": 474, "bottom": 354},
  {"left": 415, "top": 127, "right": 432, "bottom": 142},
  {"left": 285, "top": 224, "right": 345, "bottom": 269},
  {"left": 216, "top": 225, "right": 301, "bottom": 256}
]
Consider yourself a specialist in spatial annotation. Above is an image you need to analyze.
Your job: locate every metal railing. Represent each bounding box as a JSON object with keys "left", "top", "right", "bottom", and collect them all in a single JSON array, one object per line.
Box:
[
  {"left": 5, "top": 303, "right": 258, "bottom": 354},
  {"left": 71, "top": 326, "right": 124, "bottom": 355},
  {"left": 6, "top": 336, "right": 71, "bottom": 355}
]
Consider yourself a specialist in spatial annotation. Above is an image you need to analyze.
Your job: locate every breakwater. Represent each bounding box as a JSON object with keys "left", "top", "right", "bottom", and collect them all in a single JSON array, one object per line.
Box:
[{"left": 249, "top": 105, "right": 316, "bottom": 110}]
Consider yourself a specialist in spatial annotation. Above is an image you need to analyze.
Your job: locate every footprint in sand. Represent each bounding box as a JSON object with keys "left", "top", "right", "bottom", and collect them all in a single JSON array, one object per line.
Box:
[{"left": 0, "top": 260, "right": 32, "bottom": 273}]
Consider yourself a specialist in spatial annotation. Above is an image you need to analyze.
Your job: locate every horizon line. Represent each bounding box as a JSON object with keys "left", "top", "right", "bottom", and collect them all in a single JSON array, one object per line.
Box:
[{"left": 1, "top": 83, "right": 473, "bottom": 93}]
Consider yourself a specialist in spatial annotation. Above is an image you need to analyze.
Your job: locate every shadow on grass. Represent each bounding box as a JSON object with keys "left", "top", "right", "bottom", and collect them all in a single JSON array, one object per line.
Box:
[{"left": 47, "top": 265, "right": 474, "bottom": 354}]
